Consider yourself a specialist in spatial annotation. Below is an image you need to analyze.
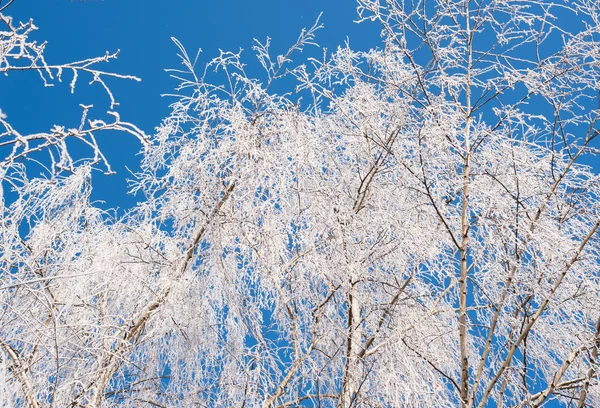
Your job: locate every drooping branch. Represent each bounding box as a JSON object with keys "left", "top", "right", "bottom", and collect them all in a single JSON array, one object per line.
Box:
[
  {"left": 87, "top": 181, "right": 236, "bottom": 407},
  {"left": 478, "top": 217, "right": 600, "bottom": 408},
  {"left": 0, "top": 339, "right": 41, "bottom": 408},
  {"left": 577, "top": 316, "right": 600, "bottom": 408}
]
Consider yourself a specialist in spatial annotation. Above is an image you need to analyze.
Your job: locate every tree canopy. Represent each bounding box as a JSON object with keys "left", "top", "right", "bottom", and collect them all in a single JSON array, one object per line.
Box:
[{"left": 1, "top": 1, "right": 600, "bottom": 407}]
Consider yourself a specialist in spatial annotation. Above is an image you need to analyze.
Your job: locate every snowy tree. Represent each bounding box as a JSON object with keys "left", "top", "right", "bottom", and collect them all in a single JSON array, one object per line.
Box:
[{"left": 2, "top": 0, "right": 600, "bottom": 407}]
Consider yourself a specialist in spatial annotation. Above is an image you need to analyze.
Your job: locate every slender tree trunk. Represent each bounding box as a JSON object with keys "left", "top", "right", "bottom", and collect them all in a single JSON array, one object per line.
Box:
[
  {"left": 459, "top": 1, "right": 473, "bottom": 405},
  {"left": 339, "top": 281, "right": 362, "bottom": 408}
]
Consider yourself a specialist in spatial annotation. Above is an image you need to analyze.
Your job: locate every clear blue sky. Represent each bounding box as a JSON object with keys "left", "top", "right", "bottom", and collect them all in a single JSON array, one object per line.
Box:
[{"left": 1, "top": 0, "right": 379, "bottom": 209}]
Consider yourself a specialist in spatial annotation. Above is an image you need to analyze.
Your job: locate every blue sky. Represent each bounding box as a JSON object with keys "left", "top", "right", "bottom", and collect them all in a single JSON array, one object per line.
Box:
[{"left": 1, "top": 0, "right": 379, "bottom": 209}]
